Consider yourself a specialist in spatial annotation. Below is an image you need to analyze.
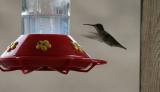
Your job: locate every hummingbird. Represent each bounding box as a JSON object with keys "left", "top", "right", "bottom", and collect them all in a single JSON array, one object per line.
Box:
[{"left": 83, "top": 23, "right": 127, "bottom": 50}]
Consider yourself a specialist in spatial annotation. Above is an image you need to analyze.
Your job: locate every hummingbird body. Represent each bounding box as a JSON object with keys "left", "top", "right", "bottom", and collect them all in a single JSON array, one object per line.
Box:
[{"left": 84, "top": 24, "right": 127, "bottom": 50}]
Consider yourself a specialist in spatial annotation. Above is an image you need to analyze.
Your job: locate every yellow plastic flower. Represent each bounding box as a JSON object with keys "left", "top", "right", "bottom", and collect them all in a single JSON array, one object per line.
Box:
[
  {"left": 7, "top": 41, "right": 18, "bottom": 52},
  {"left": 72, "top": 42, "right": 83, "bottom": 52},
  {"left": 36, "top": 40, "right": 52, "bottom": 51}
]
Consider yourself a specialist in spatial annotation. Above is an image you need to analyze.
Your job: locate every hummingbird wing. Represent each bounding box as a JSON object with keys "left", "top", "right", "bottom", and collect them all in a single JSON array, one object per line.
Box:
[
  {"left": 82, "top": 34, "right": 103, "bottom": 42},
  {"left": 88, "top": 31, "right": 97, "bottom": 35},
  {"left": 82, "top": 34, "right": 98, "bottom": 39},
  {"left": 101, "top": 31, "right": 127, "bottom": 50}
]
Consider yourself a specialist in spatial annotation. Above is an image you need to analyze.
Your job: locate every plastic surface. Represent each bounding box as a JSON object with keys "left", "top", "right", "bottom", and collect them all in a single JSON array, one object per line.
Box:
[
  {"left": 0, "top": 34, "right": 107, "bottom": 74},
  {"left": 22, "top": 0, "right": 70, "bottom": 34}
]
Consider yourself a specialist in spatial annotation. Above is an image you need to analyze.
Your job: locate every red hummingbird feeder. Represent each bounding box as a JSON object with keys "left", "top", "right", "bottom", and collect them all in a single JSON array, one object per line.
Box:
[{"left": 0, "top": 0, "right": 107, "bottom": 74}]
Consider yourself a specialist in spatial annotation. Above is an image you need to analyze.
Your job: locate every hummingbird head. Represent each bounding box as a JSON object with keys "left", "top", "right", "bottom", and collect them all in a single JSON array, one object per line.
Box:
[{"left": 83, "top": 23, "right": 104, "bottom": 31}]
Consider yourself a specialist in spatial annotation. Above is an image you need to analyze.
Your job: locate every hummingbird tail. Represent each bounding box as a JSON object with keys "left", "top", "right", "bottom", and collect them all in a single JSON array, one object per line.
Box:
[{"left": 119, "top": 45, "right": 127, "bottom": 50}]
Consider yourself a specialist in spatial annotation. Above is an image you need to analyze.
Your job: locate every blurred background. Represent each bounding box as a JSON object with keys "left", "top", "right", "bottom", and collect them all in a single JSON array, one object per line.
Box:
[{"left": 0, "top": 0, "right": 140, "bottom": 92}]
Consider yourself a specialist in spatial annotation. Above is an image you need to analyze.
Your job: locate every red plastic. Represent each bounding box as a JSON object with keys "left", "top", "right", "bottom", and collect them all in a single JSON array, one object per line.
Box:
[{"left": 0, "top": 34, "right": 107, "bottom": 74}]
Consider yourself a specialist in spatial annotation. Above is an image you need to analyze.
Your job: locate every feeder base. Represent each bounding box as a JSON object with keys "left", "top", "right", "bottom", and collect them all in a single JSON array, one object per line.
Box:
[{"left": 0, "top": 34, "right": 107, "bottom": 74}]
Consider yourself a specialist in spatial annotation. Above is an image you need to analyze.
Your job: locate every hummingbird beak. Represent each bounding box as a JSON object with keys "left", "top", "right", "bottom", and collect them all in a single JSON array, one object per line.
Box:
[{"left": 83, "top": 24, "right": 95, "bottom": 26}]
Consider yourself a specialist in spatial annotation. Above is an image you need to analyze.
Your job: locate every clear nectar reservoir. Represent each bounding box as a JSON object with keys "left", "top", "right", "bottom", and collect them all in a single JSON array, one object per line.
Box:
[{"left": 22, "top": 0, "right": 70, "bottom": 34}]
